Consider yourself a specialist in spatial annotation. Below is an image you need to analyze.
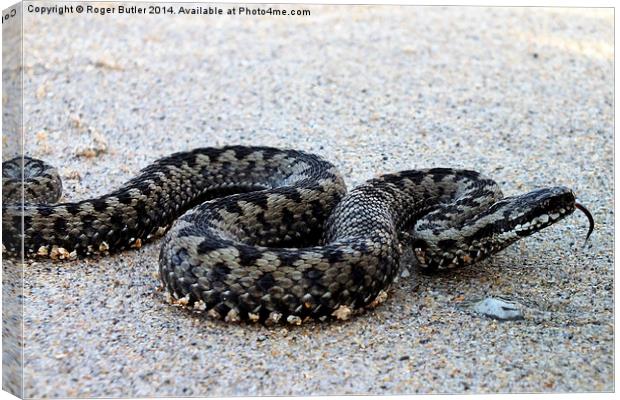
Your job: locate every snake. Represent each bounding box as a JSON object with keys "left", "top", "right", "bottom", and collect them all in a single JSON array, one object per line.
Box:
[{"left": 1, "top": 146, "right": 594, "bottom": 324}]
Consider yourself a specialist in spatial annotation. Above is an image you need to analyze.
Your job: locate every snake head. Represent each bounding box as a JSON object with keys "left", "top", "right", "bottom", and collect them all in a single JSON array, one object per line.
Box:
[
  {"left": 489, "top": 186, "right": 578, "bottom": 236},
  {"left": 412, "top": 186, "right": 593, "bottom": 271},
  {"left": 491, "top": 186, "right": 594, "bottom": 243}
]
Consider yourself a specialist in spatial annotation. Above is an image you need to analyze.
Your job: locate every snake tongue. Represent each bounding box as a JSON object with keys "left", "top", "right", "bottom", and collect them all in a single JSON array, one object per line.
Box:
[{"left": 575, "top": 202, "right": 594, "bottom": 243}]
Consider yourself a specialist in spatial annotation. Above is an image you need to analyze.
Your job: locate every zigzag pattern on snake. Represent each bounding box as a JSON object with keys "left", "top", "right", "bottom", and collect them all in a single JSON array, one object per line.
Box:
[{"left": 1, "top": 146, "right": 593, "bottom": 324}]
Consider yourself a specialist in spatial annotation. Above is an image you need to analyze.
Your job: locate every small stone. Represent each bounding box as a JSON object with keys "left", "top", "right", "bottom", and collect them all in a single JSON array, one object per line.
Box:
[
  {"left": 248, "top": 313, "right": 260, "bottom": 323},
  {"left": 471, "top": 297, "right": 524, "bottom": 321},
  {"left": 176, "top": 295, "right": 190, "bottom": 307},
  {"left": 286, "top": 315, "right": 302, "bottom": 325},
  {"left": 332, "top": 305, "right": 352, "bottom": 320},
  {"left": 36, "top": 246, "right": 49, "bottom": 257},
  {"left": 206, "top": 309, "right": 221, "bottom": 320},
  {"left": 265, "top": 311, "right": 282, "bottom": 326},
  {"left": 50, "top": 246, "right": 71, "bottom": 260},
  {"left": 368, "top": 290, "right": 388, "bottom": 308},
  {"left": 98, "top": 241, "right": 110, "bottom": 253},
  {"left": 192, "top": 300, "right": 206, "bottom": 312},
  {"left": 225, "top": 308, "right": 240, "bottom": 323}
]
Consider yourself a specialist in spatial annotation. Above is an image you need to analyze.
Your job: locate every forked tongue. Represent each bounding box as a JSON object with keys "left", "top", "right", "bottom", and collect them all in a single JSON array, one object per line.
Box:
[{"left": 575, "top": 202, "right": 594, "bottom": 243}]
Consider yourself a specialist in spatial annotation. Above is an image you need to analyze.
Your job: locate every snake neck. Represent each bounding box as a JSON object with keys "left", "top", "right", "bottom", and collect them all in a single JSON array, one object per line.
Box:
[{"left": 325, "top": 168, "right": 501, "bottom": 242}]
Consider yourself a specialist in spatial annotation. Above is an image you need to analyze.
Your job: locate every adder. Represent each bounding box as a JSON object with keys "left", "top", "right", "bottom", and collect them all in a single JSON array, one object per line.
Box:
[{"left": 1, "top": 146, "right": 594, "bottom": 324}]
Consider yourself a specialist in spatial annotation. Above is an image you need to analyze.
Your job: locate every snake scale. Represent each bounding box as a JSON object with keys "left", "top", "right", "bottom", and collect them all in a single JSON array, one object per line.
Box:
[{"left": 1, "top": 146, "right": 594, "bottom": 324}]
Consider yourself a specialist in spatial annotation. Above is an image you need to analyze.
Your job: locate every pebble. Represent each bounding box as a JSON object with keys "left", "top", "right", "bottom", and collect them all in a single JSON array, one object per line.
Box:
[{"left": 470, "top": 297, "right": 524, "bottom": 321}]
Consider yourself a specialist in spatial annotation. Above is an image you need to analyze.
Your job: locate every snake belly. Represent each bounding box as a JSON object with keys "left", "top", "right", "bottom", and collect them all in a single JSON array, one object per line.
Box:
[{"left": 2, "top": 146, "right": 581, "bottom": 323}]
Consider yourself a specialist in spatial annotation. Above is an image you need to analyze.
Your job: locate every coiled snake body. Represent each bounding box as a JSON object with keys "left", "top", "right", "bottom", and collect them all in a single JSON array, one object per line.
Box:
[{"left": 2, "top": 146, "right": 593, "bottom": 323}]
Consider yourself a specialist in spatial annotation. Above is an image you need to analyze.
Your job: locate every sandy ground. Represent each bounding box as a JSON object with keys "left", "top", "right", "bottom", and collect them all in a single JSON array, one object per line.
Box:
[{"left": 2, "top": 4, "right": 613, "bottom": 397}]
